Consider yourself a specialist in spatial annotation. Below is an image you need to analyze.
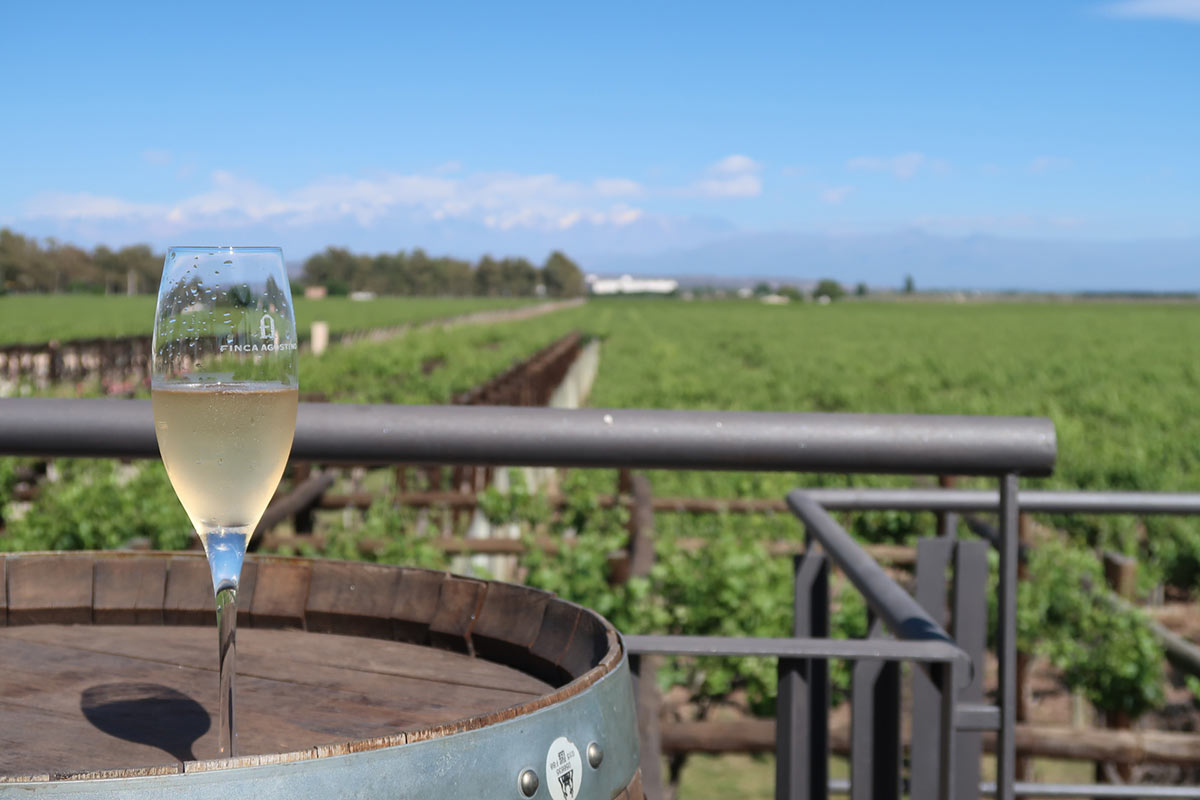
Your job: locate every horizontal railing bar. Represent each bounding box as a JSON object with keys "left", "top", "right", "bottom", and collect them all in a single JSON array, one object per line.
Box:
[
  {"left": 0, "top": 399, "right": 1056, "bottom": 476},
  {"left": 955, "top": 703, "right": 1001, "bottom": 731},
  {"left": 1005, "top": 783, "right": 1200, "bottom": 798},
  {"left": 317, "top": 488, "right": 1200, "bottom": 516},
  {"left": 832, "top": 781, "right": 1200, "bottom": 798},
  {"left": 838, "top": 782, "right": 1200, "bottom": 798},
  {"left": 804, "top": 487, "right": 1200, "bottom": 515},
  {"left": 623, "top": 634, "right": 964, "bottom": 663},
  {"left": 787, "top": 491, "right": 965, "bottom": 651}
]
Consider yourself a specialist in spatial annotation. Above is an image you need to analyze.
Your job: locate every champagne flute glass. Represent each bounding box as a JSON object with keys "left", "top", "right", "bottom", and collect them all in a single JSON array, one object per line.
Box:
[{"left": 151, "top": 246, "right": 298, "bottom": 758}]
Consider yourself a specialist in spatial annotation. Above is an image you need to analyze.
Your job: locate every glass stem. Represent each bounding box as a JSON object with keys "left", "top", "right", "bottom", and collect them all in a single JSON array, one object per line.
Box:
[{"left": 215, "top": 583, "right": 238, "bottom": 758}]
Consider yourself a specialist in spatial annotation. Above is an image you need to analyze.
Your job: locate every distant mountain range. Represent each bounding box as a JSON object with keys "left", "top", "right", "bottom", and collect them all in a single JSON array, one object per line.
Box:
[{"left": 584, "top": 230, "right": 1200, "bottom": 293}]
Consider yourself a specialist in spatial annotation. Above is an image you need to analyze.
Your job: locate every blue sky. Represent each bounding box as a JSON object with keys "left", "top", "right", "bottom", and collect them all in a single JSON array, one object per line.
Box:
[{"left": 1, "top": 1, "right": 1198, "bottom": 286}]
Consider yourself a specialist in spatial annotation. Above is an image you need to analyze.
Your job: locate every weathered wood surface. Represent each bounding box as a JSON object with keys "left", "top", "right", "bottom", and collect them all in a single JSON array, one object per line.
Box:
[
  {"left": 0, "top": 625, "right": 551, "bottom": 778},
  {"left": 0, "top": 551, "right": 624, "bottom": 782}
]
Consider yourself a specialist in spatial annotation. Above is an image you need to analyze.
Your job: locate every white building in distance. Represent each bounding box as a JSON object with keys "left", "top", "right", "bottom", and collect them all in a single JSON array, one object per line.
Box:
[{"left": 586, "top": 274, "right": 679, "bottom": 295}]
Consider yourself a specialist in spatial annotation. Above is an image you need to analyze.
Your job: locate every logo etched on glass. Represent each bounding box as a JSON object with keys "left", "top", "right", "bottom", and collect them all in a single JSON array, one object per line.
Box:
[{"left": 218, "top": 313, "right": 296, "bottom": 353}]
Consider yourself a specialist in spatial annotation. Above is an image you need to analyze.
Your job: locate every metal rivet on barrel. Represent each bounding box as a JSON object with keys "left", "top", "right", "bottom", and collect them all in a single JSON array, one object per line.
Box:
[
  {"left": 518, "top": 768, "right": 539, "bottom": 797},
  {"left": 587, "top": 741, "right": 603, "bottom": 768}
]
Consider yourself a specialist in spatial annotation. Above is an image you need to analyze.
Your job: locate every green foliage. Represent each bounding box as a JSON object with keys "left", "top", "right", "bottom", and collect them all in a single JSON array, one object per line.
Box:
[
  {"left": 1, "top": 460, "right": 191, "bottom": 552},
  {"left": 286, "top": 500, "right": 450, "bottom": 569},
  {"left": 478, "top": 471, "right": 552, "bottom": 528},
  {"left": 1020, "top": 538, "right": 1165, "bottom": 717},
  {"left": 300, "top": 244, "right": 585, "bottom": 298},
  {"left": 4, "top": 297, "right": 1195, "bottom": 725},
  {"left": 830, "top": 585, "right": 869, "bottom": 703},
  {"left": 573, "top": 299, "right": 1192, "bottom": 718},
  {"left": 813, "top": 279, "right": 845, "bottom": 301},
  {"left": 0, "top": 457, "right": 25, "bottom": 524},
  {"left": 652, "top": 517, "right": 793, "bottom": 714},
  {"left": 0, "top": 294, "right": 537, "bottom": 346},
  {"left": 850, "top": 510, "right": 925, "bottom": 544},
  {"left": 1186, "top": 675, "right": 1200, "bottom": 707},
  {"left": 580, "top": 300, "right": 1200, "bottom": 580},
  {"left": 542, "top": 251, "right": 586, "bottom": 298},
  {"left": 517, "top": 472, "right": 646, "bottom": 632},
  {"left": 300, "top": 308, "right": 588, "bottom": 404},
  {"left": 0, "top": 230, "right": 162, "bottom": 296},
  {"left": 324, "top": 279, "right": 350, "bottom": 297}
]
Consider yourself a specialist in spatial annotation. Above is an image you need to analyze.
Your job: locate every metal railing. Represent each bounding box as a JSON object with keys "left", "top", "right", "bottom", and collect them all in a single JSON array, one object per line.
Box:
[
  {"left": 4, "top": 398, "right": 1196, "bottom": 798},
  {"left": 627, "top": 489, "right": 994, "bottom": 800},
  {"left": 627, "top": 485, "right": 1200, "bottom": 799},
  {"left": 0, "top": 398, "right": 1057, "bottom": 474}
]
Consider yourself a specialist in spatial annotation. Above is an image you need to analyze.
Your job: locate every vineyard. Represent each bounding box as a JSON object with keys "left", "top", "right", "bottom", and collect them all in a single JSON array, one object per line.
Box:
[
  {"left": 3, "top": 297, "right": 1200, "bottom": 795},
  {"left": 0, "top": 294, "right": 540, "bottom": 346}
]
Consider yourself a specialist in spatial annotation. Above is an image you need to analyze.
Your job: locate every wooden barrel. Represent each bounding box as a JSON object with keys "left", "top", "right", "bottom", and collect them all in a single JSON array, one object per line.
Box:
[{"left": 0, "top": 552, "right": 642, "bottom": 799}]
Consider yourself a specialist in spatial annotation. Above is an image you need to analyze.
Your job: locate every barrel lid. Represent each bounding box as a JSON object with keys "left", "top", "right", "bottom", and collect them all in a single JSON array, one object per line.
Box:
[{"left": 0, "top": 552, "right": 623, "bottom": 782}]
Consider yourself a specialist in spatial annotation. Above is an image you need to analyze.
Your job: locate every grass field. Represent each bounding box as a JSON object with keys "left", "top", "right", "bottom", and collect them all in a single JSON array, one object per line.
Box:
[
  {"left": 674, "top": 753, "right": 1094, "bottom": 799},
  {"left": 566, "top": 298, "right": 1200, "bottom": 585},
  {"left": 2, "top": 296, "right": 1196, "bottom": 793},
  {"left": 576, "top": 299, "right": 1200, "bottom": 494},
  {"left": 0, "top": 295, "right": 541, "bottom": 345}
]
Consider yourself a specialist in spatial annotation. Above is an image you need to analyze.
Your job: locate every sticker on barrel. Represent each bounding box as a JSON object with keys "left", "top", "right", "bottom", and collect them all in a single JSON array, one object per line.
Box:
[{"left": 546, "top": 736, "right": 582, "bottom": 800}]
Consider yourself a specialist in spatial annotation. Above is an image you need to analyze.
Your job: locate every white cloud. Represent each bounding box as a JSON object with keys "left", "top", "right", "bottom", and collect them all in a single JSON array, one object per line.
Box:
[
  {"left": 608, "top": 204, "right": 644, "bottom": 226},
  {"left": 847, "top": 152, "right": 947, "bottom": 179},
  {"left": 22, "top": 157, "right": 757, "bottom": 236},
  {"left": 710, "top": 154, "right": 761, "bottom": 175},
  {"left": 141, "top": 149, "right": 171, "bottom": 166},
  {"left": 24, "top": 168, "right": 649, "bottom": 234},
  {"left": 690, "top": 154, "right": 764, "bottom": 197},
  {"left": 1028, "top": 156, "right": 1071, "bottom": 173},
  {"left": 25, "top": 192, "right": 162, "bottom": 220},
  {"left": 1100, "top": 0, "right": 1200, "bottom": 21},
  {"left": 593, "top": 178, "right": 643, "bottom": 197},
  {"left": 821, "top": 186, "right": 854, "bottom": 205},
  {"left": 693, "top": 174, "right": 763, "bottom": 198}
]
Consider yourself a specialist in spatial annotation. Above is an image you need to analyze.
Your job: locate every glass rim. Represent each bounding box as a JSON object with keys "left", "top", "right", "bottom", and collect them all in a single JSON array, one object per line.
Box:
[{"left": 167, "top": 245, "right": 284, "bottom": 253}]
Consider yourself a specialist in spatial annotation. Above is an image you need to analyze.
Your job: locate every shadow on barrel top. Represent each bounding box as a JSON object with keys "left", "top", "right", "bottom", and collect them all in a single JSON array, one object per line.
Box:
[{"left": 80, "top": 683, "right": 210, "bottom": 763}]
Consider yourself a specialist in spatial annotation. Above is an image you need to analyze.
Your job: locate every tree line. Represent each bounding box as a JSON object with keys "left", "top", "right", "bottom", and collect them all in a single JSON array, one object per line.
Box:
[
  {"left": 0, "top": 229, "right": 163, "bottom": 295},
  {"left": 0, "top": 228, "right": 588, "bottom": 299},
  {"left": 301, "top": 246, "right": 585, "bottom": 298}
]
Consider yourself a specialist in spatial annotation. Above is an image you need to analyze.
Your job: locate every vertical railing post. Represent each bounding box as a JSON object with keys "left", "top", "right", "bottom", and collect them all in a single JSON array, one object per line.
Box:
[
  {"left": 952, "top": 539, "right": 988, "bottom": 799},
  {"left": 935, "top": 660, "right": 960, "bottom": 800},
  {"left": 778, "top": 548, "right": 828, "bottom": 800},
  {"left": 997, "top": 473, "right": 1020, "bottom": 800},
  {"left": 937, "top": 474, "right": 958, "bottom": 538},
  {"left": 910, "top": 537, "right": 955, "bottom": 799},
  {"left": 1016, "top": 512, "right": 1033, "bottom": 781},
  {"left": 625, "top": 473, "right": 664, "bottom": 800},
  {"left": 630, "top": 653, "right": 665, "bottom": 800},
  {"left": 850, "top": 618, "right": 901, "bottom": 800}
]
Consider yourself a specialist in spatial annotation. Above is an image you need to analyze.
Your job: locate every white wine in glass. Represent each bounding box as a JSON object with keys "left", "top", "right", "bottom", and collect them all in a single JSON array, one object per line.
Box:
[{"left": 151, "top": 246, "right": 298, "bottom": 758}]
